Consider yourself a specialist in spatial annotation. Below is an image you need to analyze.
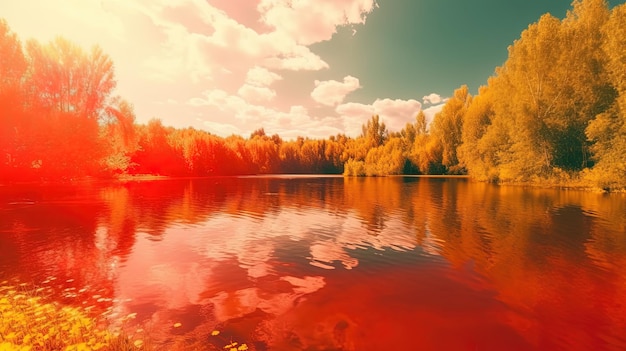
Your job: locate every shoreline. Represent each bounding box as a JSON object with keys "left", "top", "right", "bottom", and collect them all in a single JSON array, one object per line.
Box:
[{"left": 1, "top": 173, "right": 624, "bottom": 193}]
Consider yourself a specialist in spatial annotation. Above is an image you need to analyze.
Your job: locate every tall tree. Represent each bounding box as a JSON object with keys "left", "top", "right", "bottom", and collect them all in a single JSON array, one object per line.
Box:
[
  {"left": 458, "top": 86, "right": 500, "bottom": 181},
  {"left": 25, "top": 38, "right": 115, "bottom": 119},
  {"left": 101, "top": 99, "right": 138, "bottom": 174},
  {"left": 12, "top": 36, "right": 118, "bottom": 178},
  {"left": 415, "top": 110, "right": 427, "bottom": 135},
  {"left": 585, "top": 3, "right": 626, "bottom": 189},
  {"left": 491, "top": 13, "right": 565, "bottom": 180},
  {"left": 556, "top": 0, "right": 614, "bottom": 170},
  {"left": 361, "top": 115, "right": 388, "bottom": 148},
  {"left": 0, "top": 19, "right": 27, "bottom": 179},
  {"left": 429, "top": 85, "right": 471, "bottom": 174}
]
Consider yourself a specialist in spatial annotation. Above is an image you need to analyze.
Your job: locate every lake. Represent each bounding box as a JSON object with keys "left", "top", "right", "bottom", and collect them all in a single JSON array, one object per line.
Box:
[{"left": 1, "top": 176, "right": 625, "bottom": 350}]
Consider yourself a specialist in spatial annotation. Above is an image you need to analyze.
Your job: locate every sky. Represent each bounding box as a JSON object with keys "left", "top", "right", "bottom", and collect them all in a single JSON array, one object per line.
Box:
[{"left": 1, "top": 0, "right": 622, "bottom": 139}]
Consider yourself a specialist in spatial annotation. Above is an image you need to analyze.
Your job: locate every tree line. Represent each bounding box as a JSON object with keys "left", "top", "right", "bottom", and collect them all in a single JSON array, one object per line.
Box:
[
  {"left": 0, "top": 18, "right": 349, "bottom": 180},
  {"left": 1, "top": 0, "right": 625, "bottom": 190},
  {"left": 346, "top": 0, "right": 626, "bottom": 191}
]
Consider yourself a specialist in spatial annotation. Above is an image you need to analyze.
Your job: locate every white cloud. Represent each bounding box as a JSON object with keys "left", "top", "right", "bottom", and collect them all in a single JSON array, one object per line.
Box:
[
  {"left": 311, "top": 76, "right": 361, "bottom": 106},
  {"left": 335, "top": 102, "right": 375, "bottom": 117},
  {"left": 335, "top": 102, "right": 374, "bottom": 136},
  {"left": 188, "top": 90, "right": 342, "bottom": 138},
  {"left": 188, "top": 89, "right": 243, "bottom": 108},
  {"left": 423, "top": 93, "right": 442, "bottom": 105},
  {"left": 0, "top": 0, "right": 126, "bottom": 46},
  {"left": 245, "top": 66, "right": 283, "bottom": 87},
  {"left": 372, "top": 98, "right": 422, "bottom": 121},
  {"left": 201, "top": 120, "right": 242, "bottom": 136},
  {"left": 258, "top": 0, "right": 377, "bottom": 45},
  {"left": 235, "top": 66, "right": 281, "bottom": 103},
  {"left": 263, "top": 44, "right": 329, "bottom": 71},
  {"left": 336, "top": 98, "right": 422, "bottom": 136},
  {"left": 2, "top": 0, "right": 416, "bottom": 140},
  {"left": 237, "top": 84, "right": 276, "bottom": 102},
  {"left": 422, "top": 102, "right": 446, "bottom": 126}
]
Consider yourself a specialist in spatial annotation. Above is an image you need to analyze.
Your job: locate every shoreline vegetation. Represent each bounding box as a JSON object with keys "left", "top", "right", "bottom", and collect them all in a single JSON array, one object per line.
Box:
[
  {"left": 0, "top": 278, "right": 248, "bottom": 351},
  {"left": 0, "top": 279, "right": 140, "bottom": 351},
  {"left": 1, "top": 0, "right": 625, "bottom": 192}
]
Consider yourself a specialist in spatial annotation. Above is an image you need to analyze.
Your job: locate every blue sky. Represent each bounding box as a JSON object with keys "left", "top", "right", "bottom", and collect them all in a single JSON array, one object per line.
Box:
[{"left": 1, "top": 0, "right": 623, "bottom": 139}]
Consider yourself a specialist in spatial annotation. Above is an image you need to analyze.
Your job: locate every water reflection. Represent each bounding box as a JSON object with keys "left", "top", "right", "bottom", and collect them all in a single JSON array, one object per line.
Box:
[{"left": 1, "top": 177, "right": 625, "bottom": 350}]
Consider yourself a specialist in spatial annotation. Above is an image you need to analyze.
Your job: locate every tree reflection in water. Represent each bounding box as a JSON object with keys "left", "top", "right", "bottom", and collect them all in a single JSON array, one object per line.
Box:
[{"left": 0, "top": 177, "right": 625, "bottom": 350}]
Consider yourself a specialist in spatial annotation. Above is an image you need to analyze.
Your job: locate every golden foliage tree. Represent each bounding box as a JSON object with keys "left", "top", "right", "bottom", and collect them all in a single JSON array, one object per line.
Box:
[
  {"left": 462, "top": 0, "right": 618, "bottom": 184},
  {"left": 429, "top": 85, "right": 471, "bottom": 174},
  {"left": 0, "top": 19, "right": 27, "bottom": 178},
  {"left": 584, "top": 3, "right": 626, "bottom": 189},
  {"left": 458, "top": 86, "right": 499, "bottom": 181}
]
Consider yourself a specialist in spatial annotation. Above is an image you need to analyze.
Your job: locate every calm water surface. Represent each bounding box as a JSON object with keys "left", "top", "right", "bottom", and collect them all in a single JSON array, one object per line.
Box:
[{"left": 1, "top": 176, "right": 625, "bottom": 350}]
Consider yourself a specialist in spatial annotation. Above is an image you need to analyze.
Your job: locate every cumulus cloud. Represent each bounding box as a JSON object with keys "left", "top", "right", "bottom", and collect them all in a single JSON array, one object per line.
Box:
[
  {"left": 336, "top": 98, "right": 422, "bottom": 136},
  {"left": 13, "top": 0, "right": 352, "bottom": 87},
  {"left": 258, "top": 0, "right": 377, "bottom": 45},
  {"left": 335, "top": 102, "right": 375, "bottom": 117},
  {"left": 1, "top": 0, "right": 385, "bottom": 138},
  {"left": 311, "top": 76, "right": 361, "bottom": 106},
  {"left": 372, "top": 98, "right": 422, "bottom": 121},
  {"left": 423, "top": 93, "right": 443, "bottom": 105},
  {"left": 201, "top": 120, "right": 242, "bottom": 136},
  {"left": 263, "top": 44, "right": 329, "bottom": 71},
  {"left": 421, "top": 102, "right": 446, "bottom": 125},
  {"left": 237, "top": 84, "right": 277, "bottom": 102},
  {"left": 245, "top": 66, "right": 283, "bottom": 87},
  {"left": 236, "top": 66, "right": 282, "bottom": 103},
  {"left": 188, "top": 90, "right": 343, "bottom": 138}
]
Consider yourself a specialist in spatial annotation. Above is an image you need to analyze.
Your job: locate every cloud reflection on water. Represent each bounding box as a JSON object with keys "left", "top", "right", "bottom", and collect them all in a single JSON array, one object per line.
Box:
[{"left": 2, "top": 177, "right": 626, "bottom": 350}]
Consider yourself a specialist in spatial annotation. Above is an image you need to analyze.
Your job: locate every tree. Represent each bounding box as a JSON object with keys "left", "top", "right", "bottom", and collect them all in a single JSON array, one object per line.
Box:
[
  {"left": 602, "top": 3, "right": 626, "bottom": 102},
  {"left": 409, "top": 110, "right": 446, "bottom": 175},
  {"left": 361, "top": 115, "right": 388, "bottom": 148},
  {"left": 0, "top": 19, "right": 27, "bottom": 179},
  {"left": 429, "top": 85, "right": 471, "bottom": 174},
  {"left": 101, "top": 98, "right": 139, "bottom": 174},
  {"left": 410, "top": 134, "right": 444, "bottom": 175},
  {"left": 131, "top": 119, "right": 185, "bottom": 175},
  {"left": 364, "top": 137, "right": 406, "bottom": 176},
  {"left": 416, "top": 110, "right": 427, "bottom": 136},
  {"left": 9, "top": 36, "right": 118, "bottom": 178},
  {"left": 0, "top": 20, "right": 26, "bottom": 86},
  {"left": 585, "top": 105, "right": 626, "bottom": 189},
  {"left": 490, "top": 13, "right": 565, "bottom": 180},
  {"left": 584, "top": 3, "right": 626, "bottom": 189},
  {"left": 458, "top": 86, "right": 500, "bottom": 181},
  {"left": 25, "top": 38, "right": 115, "bottom": 119},
  {"left": 556, "top": 0, "right": 614, "bottom": 170},
  {"left": 247, "top": 133, "right": 280, "bottom": 174}
]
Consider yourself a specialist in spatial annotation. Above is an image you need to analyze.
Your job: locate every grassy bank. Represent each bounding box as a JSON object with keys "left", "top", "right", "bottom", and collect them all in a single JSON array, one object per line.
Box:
[{"left": 0, "top": 281, "right": 143, "bottom": 351}]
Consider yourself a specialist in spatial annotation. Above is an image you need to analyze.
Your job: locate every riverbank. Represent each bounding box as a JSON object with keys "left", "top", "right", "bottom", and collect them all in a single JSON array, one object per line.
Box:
[{"left": 2, "top": 173, "right": 624, "bottom": 194}]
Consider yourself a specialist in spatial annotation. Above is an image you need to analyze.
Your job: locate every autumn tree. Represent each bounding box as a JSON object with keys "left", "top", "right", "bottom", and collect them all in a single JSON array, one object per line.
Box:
[
  {"left": 363, "top": 137, "right": 406, "bottom": 176},
  {"left": 555, "top": 0, "right": 614, "bottom": 170},
  {"left": 584, "top": 3, "right": 626, "bottom": 189},
  {"left": 464, "top": 1, "right": 615, "bottom": 182},
  {"left": 457, "top": 86, "right": 501, "bottom": 181},
  {"left": 101, "top": 98, "right": 139, "bottom": 174},
  {"left": 0, "top": 19, "right": 27, "bottom": 179},
  {"left": 25, "top": 38, "right": 115, "bottom": 118},
  {"left": 247, "top": 132, "right": 280, "bottom": 174},
  {"left": 478, "top": 14, "right": 565, "bottom": 181},
  {"left": 131, "top": 119, "right": 185, "bottom": 175},
  {"left": 362, "top": 115, "right": 388, "bottom": 149},
  {"left": 410, "top": 134, "right": 444, "bottom": 175},
  {"left": 398, "top": 121, "right": 419, "bottom": 174},
  {"left": 17, "top": 36, "right": 117, "bottom": 178},
  {"left": 408, "top": 110, "right": 445, "bottom": 174},
  {"left": 429, "top": 85, "right": 471, "bottom": 174}
]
